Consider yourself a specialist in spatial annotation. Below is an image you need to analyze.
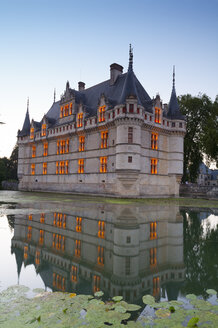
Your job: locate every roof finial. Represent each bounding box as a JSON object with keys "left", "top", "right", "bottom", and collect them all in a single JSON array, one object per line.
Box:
[
  {"left": 173, "top": 65, "right": 175, "bottom": 89},
  {"left": 128, "top": 44, "right": 133, "bottom": 71},
  {"left": 54, "top": 88, "right": 56, "bottom": 103},
  {"left": 27, "top": 97, "right": 29, "bottom": 112}
]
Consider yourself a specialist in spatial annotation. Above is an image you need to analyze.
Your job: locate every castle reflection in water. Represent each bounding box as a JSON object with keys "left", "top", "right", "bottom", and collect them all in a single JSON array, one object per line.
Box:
[{"left": 11, "top": 202, "right": 185, "bottom": 303}]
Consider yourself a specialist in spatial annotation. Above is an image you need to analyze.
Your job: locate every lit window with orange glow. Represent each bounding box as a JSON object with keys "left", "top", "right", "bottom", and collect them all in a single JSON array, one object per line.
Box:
[
  {"left": 30, "top": 127, "right": 34, "bottom": 139},
  {"left": 79, "top": 136, "right": 85, "bottom": 151},
  {"left": 150, "top": 222, "right": 157, "bottom": 240},
  {"left": 24, "top": 246, "right": 28, "bottom": 260},
  {"left": 69, "top": 103, "right": 73, "bottom": 115},
  {"left": 35, "top": 250, "right": 40, "bottom": 265},
  {"left": 65, "top": 161, "right": 69, "bottom": 174},
  {"left": 53, "top": 212, "right": 56, "bottom": 226},
  {"left": 78, "top": 159, "right": 84, "bottom": 173},
  {"left": 57, "top": 141, "right": 60, "bottom": 154},
  {"left": 27, "top": 226, "right": 32, "bottom": 241},
  {"left": 71, "top": 265, "right": 78, "bottom": 282},
  {"left": 39, "top": 229, "right": 44, "bottom": 245},
  {"left": 150, "top": 158, "right": 157, "bottom": 174},
  {"left": 60, "top": 140, "right": 65, "bottom": 154},
  {"left": 64, "top": 104, "right": 69, "bottom": 117},
  {"left": 31, "top": 163, "right": 35, "bottom": 175},
  {"left": 99, "top": 105, "right": 106, "bottom": 122},
  {"left": 153, "top": 276, "right": 160, "bottom": 297},
  {"left": 93, "top": 275, "right": 101, "bottom": 293},
  {"left": 100, "top": 157, "right": 107, "bottom": 173},
  {"left": 97, "top": 246, "right": 104, "bottom": 266},
  {"left": 56, "top": 161, "right": 59, "bottom": 174},
  {"left": 40, "top": 213, "right": 45, "bottom": 223},
  {"left": 63, "top": 214, "right": 66, "bottom": 229},
  {"left": 43, "top": 142, "right": 48, "bottom": 156},
  {"left": 150, "top": 248, "right": 157, "bottom": 266},
  {"left": 59, "top": 161, "right": 65, "bottom": 174},
  {"left": 151, "top": 133, "right": 158, "bottom": 150},
  {"left": 75, "top": 239, "right": 81, "bottom": 257},
  {"left": 155, "top": 107, "right": 161, "bottom": 123},
  {"left": 41, "top": 124, "right": 46, "bottom": 136},
  {"left": 76, "top": 217, "right": 82, "bottom": 232},
  {"left": 43, "top": 162, "right": 47, "bottom": 175},
  {"left": 60, "top": 106, "right": 64, "bottom": 118},
  {"left": 101, "top": 131, "right": 108, "bottom": 148},
  {"left": 57, "top": 213, "right": 63, "bottom": 227},
  {"left": 98, "top": 221, "right": 105, "bottom": 238},
  {"left": 28, "top": 214, "right": 32, "bottom": 221},
  {"left": 52, "top": 233, "right": 55, "bottom": 248},
  {"left": 66, "top": 139, "right": 69, "bottom": 153},
  {"left": 77, "top": 113, "right": 83, "bottom": 127},
  {"left": 32, "top": 145, "right": 36, "bottom": 158},
  {"left": 62, "top": 236, "right": 65, "bottom": 251}
]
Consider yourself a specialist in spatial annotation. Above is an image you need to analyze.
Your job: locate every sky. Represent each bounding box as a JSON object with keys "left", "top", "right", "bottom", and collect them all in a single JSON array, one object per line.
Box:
[{"left": 0, "top": 0, "right": 217, "bottom": 158}]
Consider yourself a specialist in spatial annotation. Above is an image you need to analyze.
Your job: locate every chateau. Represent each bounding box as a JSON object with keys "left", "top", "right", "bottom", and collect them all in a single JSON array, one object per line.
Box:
[{"left": 17, "top": 46, "right": 186, "bottom": 197}]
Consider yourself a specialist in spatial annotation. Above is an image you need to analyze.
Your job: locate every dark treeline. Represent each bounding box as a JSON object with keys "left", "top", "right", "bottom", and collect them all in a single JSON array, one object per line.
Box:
[{"left": 0, "top": 144, "right": 18, "bottom": 186}]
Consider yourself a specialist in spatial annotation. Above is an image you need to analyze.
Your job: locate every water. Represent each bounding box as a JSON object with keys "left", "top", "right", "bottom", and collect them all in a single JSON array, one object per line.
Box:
[{"left": 0, "top": 191, "right": 218, "bottom": 304}]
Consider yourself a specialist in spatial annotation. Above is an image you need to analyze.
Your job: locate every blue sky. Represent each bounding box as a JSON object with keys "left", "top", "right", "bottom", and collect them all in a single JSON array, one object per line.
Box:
[{"left": 0, "top": 0, "right": 218, "bottom": 158}]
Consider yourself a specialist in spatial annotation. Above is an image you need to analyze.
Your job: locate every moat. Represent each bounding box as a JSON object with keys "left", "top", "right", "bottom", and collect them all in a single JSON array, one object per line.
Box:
[{"left": 0, "top": 191, "right": 218, "bottom": 304}]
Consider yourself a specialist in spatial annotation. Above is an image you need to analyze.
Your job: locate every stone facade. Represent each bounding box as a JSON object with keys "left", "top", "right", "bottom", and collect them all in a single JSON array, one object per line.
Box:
[{"left": 17, "top": 48, "right": 186, "bottom": 197}]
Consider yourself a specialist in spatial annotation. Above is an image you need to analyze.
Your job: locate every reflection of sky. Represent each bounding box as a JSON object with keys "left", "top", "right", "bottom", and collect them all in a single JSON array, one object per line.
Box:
[
  {"left": 0, "top": 216, "right": 45, "bottom": 292},
  {"left": 201, "top": 214, "right": 218, "bottom": 236}
]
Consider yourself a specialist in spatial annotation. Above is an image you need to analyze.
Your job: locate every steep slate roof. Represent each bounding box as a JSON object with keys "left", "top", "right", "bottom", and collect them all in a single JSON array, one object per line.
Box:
[
  {"left": 18, "top": 109, "right": 30, "bottom": 136},
  {"left": 167, "top": 68, "right": 185, "bottom": 120}
]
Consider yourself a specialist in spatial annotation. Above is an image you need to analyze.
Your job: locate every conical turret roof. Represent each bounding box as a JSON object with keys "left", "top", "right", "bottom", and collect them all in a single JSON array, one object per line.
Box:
[{"left": 167, "top": 67, "right": 185, "bottom": 120}]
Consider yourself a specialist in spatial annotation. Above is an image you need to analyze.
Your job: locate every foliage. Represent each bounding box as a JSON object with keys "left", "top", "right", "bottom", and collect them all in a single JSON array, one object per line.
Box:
[
  {"left": 0, "top": 144, "right": 18, "bottom": 186},
  {"left": 179, "top": 94, "right": 218, "bottom": 182},
  {"left": 0, "top": 286, "right": 218, "bottom": 327}
]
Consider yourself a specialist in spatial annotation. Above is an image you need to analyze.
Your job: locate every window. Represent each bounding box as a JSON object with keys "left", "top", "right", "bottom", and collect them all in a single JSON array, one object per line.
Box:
[
  {"left": 153, "top": 277, "right": 160, "bottom": 297},
  {"left": 155, "top": 107, "right": 161, "bottom": 123},
  {"left": 150, "top": 222, "right": 157, "bottom": 239},
  {"left": 41, "top": 124, "right": 46, "bottom": 136},
  {"left": 32, "top": 145, "right": 36, "bottom": 158},
  {"left": 53, "top": 273, "right": 65, "bottom": 291},
  {"left": 150, "top": 248, "right": 157, "bottom": 266},
  {"left": 77, "top": 113, "right": 83, "bottom": 127},
  {"left": 39, "top": 229, "right": 44, "bottom": 245},
  {"left": 60, "top": 140, "right": 65, "bottom": 154},
  {"left": 150, "top": 158, "right": 157, "bottom": 174},
  {"left": 78, "top": 159, "right": 84, "bottom": 173},
  {"left": 43, "top": 162, "right": 47, "bottom": 175},
  {"left": 57, "top": 141, "right": 60, "bottom": 154},
  {"left": 52, "top": 234, "right": 65, "bottom": 251},
  {"left": 28, "top": 214, "right": 32, "bottom": 221},
  {"left": 93, "top": 275, "right": 101, "bottom": 292},
  {"left": 128, "top": 156, "right": 132, "bottom": 163},
  {"left": 128, "top": 127, "right": 133, "bottom": 143},
  {"left": 179, "top": 122, "right": 183, "bottom": 128},
  {"left": 35, "top": 251, "right": 40, "bottom": 266},
  {"left": 60, "top": 106, "right": 63, "bottom": 118},
  {"left": 69, "top": 103, "right": 73, "bottom": 115},
  {"left": 97, "top": 246, "right": 104, "bottom": 266},
  {"left": 76, "top": 217, "right": 82, "bottom": 232},
  {"left": 27, "top": 226, "right": 32, "bottom": 241},
  {"left": 123, "top": 107, "right": 126, "bottom": 113},
  {"left": 100, "top": 157, "right": 107, "bottom": 173},
  {"left": 75, "top": 239, "right": 81, "bottom": 257},
  {"left": 99, "top": 105, "right": 106, "bottom": 122},
  {"left": 129, "top": 104, "right": 134, "bottom": 113},
  {"left": 101, "top": 131, "right": 108, "bottom": 148},
  {"left": 31, "top": 164, "right": 35, "bottom": 175},
  {"left": 60, "top": 161, "right": 65, "bottom": 174},
  {"left": 43, "top": 142, "right": 48, "bottom": 156},
  {"left": 71, "top": 265, "right": 78, "bottom": 282},
  {"left": 24, "top": 246, "right": 28, "bottom": 260},
  {"left": 40, "top": 213, "right": 45, "bottom": 223},
  {"left": 56, "top": 162, "right": 59, "bottom": 174},
  {"left": 98, "top": 220, "right": 105, "bottom": 238},
  {"left": 30, "top": 127, "right": 34, "bottom": 139},
  {"left": 151, "top": 133, "right": 158, "bottom": 150},
  {"left": 126, "top": 236, "right": 131, "bottom": 243},
  {"left": 172, "top": 122, "right": 175, "bottom": 127},
  {"left": 79, "top": 136, "right": 85, "bottom": 151},
  {"left": 65, "top": 161, "right": 69, "bottom": 174},
  {"left": 64, "top": 104, "right": 69, "bottom": 117},
  {"left": 66, "top": 139, "right": 69, "bottom": 153}
]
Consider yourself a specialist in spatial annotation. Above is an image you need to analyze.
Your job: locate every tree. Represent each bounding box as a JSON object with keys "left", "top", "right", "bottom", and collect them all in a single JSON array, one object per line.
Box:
[
  {"left": 179, "top": 94, "right": 218, "bottom": 183},
  {"left": 8, "top": 144, "right": 18, "bottom": 180}
]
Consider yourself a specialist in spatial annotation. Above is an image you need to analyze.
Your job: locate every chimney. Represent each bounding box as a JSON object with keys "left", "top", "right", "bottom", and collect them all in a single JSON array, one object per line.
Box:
[
  {"left": 110, "top": 63, "right": 123, "bottom": 85},
  {"left": 78, "top": 81, "right": 85, "bottom": 91}
]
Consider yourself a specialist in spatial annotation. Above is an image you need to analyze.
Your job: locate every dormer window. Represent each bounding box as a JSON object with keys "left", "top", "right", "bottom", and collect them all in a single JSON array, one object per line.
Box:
[
  {"left": 60, "top": 106, "right": 64, "bottom": 118},
  {"left": 99, "top": 106, "right": 106, "bottom": 122},
  {"left": 155, "top": 107, "right": 161, "bottom": 123},
  {"left": 129, "top": 104, "right": 134, "bottom": 113},
  {"left": 77, "top": 113, "right": 83, "bottom": 127},
  {"left": 30, "top": 127, "right": 34, "bottom": 139},
  {"left": 69, "top": 103, "right": 73, "bottom": 115},
  {"left": 41, "top": 124, "right": 46, "bottom": 136},
  {"left": 64, "top": 104, "right": 69, "bottom": 117}
]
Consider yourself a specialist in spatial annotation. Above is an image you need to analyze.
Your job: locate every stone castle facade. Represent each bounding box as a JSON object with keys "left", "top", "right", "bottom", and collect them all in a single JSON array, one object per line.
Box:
[{"left": 17, "top": 47, "right": 186, "bottom": 197}]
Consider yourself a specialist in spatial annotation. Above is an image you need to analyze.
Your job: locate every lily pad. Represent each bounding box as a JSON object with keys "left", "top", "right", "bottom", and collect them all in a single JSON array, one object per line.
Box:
[
  {"left": 186, "top": 294, "right": 197, "bottom": 301},
  {"left": 187, "top": 317, "right": 199, "bottom": 327},
  {"left": 155, "top": 308, "right": 171, "bottom": 318},
  {"left": 112, "top": 296, "right": 123, "bottom": 302},
  {"left": 115, "top": 305, "right": 127, "bottom": 313},
  {"left": 142, "top": 295, "right": 155, "bottom": 305},
  {"left": 206, "top": 289, "right": 217, "bottom": 296},
  {"left": 94, "top": 291, "right": 104, "bottom": 298}
]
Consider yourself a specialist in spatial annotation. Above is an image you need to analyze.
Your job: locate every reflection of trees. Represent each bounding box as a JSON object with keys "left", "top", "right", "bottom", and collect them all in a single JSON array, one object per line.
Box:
[
  {"left": 181, "top": 210, "right": 218, "bottom": 298},
  {"left": 7, "top": 215, "right": 15, "bottom": 231}
]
